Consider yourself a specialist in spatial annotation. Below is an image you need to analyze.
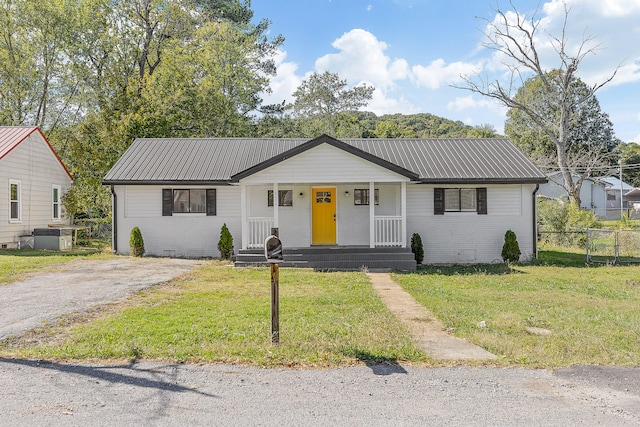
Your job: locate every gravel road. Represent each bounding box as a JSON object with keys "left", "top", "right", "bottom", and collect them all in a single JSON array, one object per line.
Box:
[{"left": 0, "top": 360, "right": 639, "bottom": 426}]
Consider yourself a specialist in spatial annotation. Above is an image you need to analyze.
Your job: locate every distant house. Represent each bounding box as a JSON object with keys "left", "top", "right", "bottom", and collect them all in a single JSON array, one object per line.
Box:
[
  {"left": 0, "top": 127, "right": 73, "bottom": 248},
  {"left": 538, "top": 172, "right": 633, "bottom": 219},
  {"left": 104, "top": 135, "right": 546, "bottom": 267}
]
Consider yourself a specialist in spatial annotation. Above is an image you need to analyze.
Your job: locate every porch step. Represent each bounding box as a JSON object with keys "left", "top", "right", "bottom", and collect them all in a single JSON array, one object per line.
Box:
[{"left": 234, "top": 247, "right": 417, "bottom": 271}]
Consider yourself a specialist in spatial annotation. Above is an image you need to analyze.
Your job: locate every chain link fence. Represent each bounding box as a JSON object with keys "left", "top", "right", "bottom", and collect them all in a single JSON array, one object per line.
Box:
[
  {"left": 72, "top": 218, "right": 112, "bottom": 250},
  {"left": 539, "top": 228, "right": 640, "bottom": 264},
  {"left": 585, "top": 228, "right": 640, "bottom": 264}
]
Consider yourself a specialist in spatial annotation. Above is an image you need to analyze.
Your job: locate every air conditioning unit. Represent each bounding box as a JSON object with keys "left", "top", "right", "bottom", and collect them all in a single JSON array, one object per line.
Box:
[{"left": 33, "top": 228, "right": 73, "bottom": 250}]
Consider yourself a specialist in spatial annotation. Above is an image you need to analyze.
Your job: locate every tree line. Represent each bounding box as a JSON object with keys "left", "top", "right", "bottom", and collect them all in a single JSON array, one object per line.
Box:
[{"left": 1, "top": 0, "right": 635, "bottom": 219}]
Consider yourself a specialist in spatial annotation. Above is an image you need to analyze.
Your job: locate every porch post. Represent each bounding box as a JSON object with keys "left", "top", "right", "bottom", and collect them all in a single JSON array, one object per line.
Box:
[
  {"left": 241, "top": 183, "right": 247, "bottom": 250},
  {"left": 369, "top": 181, "right": 375, "bottom": 248},
  {"left": 273, "top": 182, "right": 279, "bottom": 227},
  {"left": 401, "top": 181, "right": 407, "bottom": 248}
]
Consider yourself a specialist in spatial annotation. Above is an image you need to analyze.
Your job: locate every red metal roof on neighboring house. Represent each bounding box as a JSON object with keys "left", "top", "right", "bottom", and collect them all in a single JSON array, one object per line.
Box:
[{"left": 0, "top": 126, "right": 72, "bottom": 180}]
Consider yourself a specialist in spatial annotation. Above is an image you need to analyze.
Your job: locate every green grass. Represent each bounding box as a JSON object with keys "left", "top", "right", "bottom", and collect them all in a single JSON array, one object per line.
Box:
[
  {"left": 2, "top": 264, "right": 424, "bottom": 366},
  {"left": 0, "top": 249, "right": 113, "bottom": 285},
  {"left": 2, "top": 248, "right": 639, "bottom": 368},
  {"left": 393, "top": 255, "right": 640, "bottom": 368}
]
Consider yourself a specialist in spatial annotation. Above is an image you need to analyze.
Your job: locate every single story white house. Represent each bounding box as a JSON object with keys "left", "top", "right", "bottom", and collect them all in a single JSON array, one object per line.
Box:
[
  {"left": 0, "top": 126, "right": 73, "bottom": 248},
  {"left": 103, "top": 135, "right": 546, "bottom": 267}
]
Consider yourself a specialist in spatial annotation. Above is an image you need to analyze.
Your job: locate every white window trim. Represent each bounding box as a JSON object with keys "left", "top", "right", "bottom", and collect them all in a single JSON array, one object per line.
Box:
[
  {"left": 9, "top": 179, "right": 21, "bottom": 223},
  {"left": 52, "top": 184, "right": 62, "bottom": 221}
]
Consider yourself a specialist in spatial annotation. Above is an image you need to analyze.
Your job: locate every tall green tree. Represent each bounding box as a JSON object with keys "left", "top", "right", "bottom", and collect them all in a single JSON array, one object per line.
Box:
[
  {"left": 290, "top": 71, "right": 374, "bottom": 137},
  {"left": 458, "top": 3, "right": 619, "bottom": 205}
]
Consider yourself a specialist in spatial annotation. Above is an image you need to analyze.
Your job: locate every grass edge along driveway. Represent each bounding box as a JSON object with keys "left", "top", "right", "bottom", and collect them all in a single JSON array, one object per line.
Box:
[{"left": 2, "top": 252, "right": 639, "bottom": 368}]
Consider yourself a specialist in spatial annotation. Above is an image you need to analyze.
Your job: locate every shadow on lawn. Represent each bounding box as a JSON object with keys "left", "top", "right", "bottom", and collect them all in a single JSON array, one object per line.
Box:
[{"left": 0, "top": 357, "right": 217, "bottom": 397}]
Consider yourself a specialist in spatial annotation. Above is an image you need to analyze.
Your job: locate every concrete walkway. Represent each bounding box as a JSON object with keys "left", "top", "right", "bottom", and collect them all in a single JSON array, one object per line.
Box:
[{"left": 367, "top": 272, "right": 497, "bottom": 360}]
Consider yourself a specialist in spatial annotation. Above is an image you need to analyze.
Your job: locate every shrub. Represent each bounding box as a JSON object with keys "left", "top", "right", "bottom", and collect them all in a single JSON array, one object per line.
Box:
[
  {"left": 538, "top": 198, "right": 601, "bottom": 247},
  {"left": 501, "top": 230, "right": 521, "bottom": 263},
  {"left": 129, "top": 226, "right": 144, "bottom": 257},
  {"left": 217, "top": 223, "right": 234, "bottom": 260},
  {"left": 411, "top": 232, "right": 424, "bottom": 264}
]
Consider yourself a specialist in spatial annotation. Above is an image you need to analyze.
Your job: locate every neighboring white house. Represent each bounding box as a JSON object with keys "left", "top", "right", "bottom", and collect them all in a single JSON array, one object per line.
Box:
[
  {"left": 0, "top": 127, "right": 73, "bottom": 248},
  {"left": 103, "top": 135, "right": 547, "bottom": 266},
  {"left": 538, "top": 172, "right": 633, "bottom": 219},
  {"left": 596, "top": 176, "right": 634, "bottom": 219}
]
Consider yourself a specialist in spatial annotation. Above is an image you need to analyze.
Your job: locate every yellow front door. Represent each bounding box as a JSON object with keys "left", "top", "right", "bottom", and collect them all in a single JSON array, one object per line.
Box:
[{"left": 312, "top": 187, "right": 336, "bottom": 244}]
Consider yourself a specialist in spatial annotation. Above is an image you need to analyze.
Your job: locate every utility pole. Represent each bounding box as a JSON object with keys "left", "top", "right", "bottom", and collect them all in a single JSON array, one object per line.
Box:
[{"left": 620, "top": 158, "right": 624, "bottom": 219}]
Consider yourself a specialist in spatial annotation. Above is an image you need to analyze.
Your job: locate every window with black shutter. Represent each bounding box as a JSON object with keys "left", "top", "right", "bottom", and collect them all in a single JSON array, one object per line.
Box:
[
  {"left": 162, "top": 188, "right": 216, "bottom": 215},
  {"left": 434, "top": 187, "right": 487, "bottom": 214}
]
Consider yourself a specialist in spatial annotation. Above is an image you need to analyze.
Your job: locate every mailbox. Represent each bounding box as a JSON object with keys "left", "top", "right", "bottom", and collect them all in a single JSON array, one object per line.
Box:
[{"left": 264, "top": 235, "right": 283, "bottom": 263}]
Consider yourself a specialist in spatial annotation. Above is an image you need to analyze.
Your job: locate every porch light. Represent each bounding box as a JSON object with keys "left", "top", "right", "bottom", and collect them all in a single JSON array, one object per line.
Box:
[
  {"left": 345, "top": 190, "right": 350, "bottom": 197},
  {"left": 299, "top": 192, "right": 304, "bottom": 198}
]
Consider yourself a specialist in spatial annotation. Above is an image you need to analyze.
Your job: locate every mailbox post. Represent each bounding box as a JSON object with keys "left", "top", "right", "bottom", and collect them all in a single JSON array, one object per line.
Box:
[{"left": 264, "top": 228, "right": 282, "bottom": 344}]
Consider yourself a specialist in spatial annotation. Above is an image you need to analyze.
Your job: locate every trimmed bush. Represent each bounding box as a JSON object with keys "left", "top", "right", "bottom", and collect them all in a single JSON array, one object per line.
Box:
[
  {"left": 501, "top": 230, "right": 521, "bottom": 263},
  {"left": 129, "top": 226, "right": 144, "bottom": 257},
  {"left": 218, "top": 223, "right": 234, "bottom": 260},
  {"left": 411, "top": 232, "right": 424, "bottom": 264}
]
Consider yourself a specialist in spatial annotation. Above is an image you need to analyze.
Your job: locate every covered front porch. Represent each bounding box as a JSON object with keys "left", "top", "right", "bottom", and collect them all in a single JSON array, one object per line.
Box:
[{"left": 239, "top": 181, "right": 409, "bottom": 250}]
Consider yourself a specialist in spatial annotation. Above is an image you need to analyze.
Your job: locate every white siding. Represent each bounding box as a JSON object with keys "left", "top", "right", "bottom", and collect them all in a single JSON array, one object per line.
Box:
[
  {"left": 0, "top": 133, "right": 72, "bottom": 246},
  {"left": 241, "top": 144, "right": 409, "bottom": 184},
  {"left": 407, "top": 184, "right": 537, "bottom": 264},
  {"left": 114, "top": 185, "right": 241, "bottom": 257}
]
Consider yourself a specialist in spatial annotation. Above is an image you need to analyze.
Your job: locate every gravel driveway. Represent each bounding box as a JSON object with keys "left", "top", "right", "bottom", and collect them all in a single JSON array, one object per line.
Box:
[{"left": 0, "top": 257, "right": 202, "bottom": 340}]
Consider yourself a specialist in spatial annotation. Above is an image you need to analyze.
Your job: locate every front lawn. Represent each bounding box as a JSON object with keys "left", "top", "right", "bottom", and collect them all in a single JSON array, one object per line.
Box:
[
  {"left": 1, "top": 264, "right": 423, "bottom": 366},
  {"left": 393, "top": 256, "right": 640, "bottom": 368},
  {"left": 2, "top": 249, "right": 639, "bottom": 368}
]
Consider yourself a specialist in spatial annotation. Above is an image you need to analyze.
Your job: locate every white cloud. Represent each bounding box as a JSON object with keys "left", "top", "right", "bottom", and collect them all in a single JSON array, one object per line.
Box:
[
  {"left": 412, "top": 59, "right": 482, "bottom": 89},
  {"left": 315, "top": 29, "right": 410, "bottom": 90},
  {"left": 447, "top": 96, "right": 496, "bottom": 112},
  {"left": 367, "top": 87, "right": 417, "bottom": 115},
  {"left": 259, "top": 49, "right": 301, "bottom": 107},
  {"left": 484, "top": 1, "right": 640, "bottom": 86}
]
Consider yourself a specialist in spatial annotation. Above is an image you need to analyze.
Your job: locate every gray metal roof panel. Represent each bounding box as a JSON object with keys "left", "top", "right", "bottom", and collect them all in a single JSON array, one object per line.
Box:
[{"left": 103, "top": 137, "right": 546, "bottom": 184}]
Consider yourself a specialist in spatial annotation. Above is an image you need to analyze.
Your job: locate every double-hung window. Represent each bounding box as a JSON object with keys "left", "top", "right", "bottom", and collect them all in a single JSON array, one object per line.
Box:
[
  {"left": 52, "top": 185, "right": 61, "bottom": 221},
  {"left": 434, "top": 188, "right": 487, "bottom": 215},
  {"left": 163, "top": 189, "right": 216, "bottom": 216},
  {"left": 9, "top": 180, "right": 20, "bottom": 222}
]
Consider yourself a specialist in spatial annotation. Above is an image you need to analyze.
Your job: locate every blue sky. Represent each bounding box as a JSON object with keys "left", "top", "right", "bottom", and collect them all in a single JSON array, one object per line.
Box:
[{"left": 251, "top": 0, "right": 640, "bottom": 143}]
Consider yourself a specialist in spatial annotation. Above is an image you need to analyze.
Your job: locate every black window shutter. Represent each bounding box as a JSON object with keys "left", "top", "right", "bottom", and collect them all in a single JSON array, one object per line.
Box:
[
  {"left": 434, "top": 188, "right": 444, "bottom": 215},
  {"left": 162, "top": 189, "right": 173, "bottom": 216},
  {"left": 206, "top": 189, "right": 217, "bottom": 216},
  {"left": 477, "top": 188, "right": 487, "bottom": 214}
]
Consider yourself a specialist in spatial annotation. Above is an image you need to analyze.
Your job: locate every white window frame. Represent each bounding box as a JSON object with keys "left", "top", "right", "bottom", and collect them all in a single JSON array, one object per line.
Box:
[
  {"left": 9, "top": 179, "right": 21, "bottom": 222},
  {"left": 52, "top": 185, "right": 62, "bottom": 221}
]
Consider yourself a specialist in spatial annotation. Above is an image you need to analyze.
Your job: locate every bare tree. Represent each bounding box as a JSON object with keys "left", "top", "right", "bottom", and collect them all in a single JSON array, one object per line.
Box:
[{"left": 456, "top": 1, "right": 619, "bottom": 205}]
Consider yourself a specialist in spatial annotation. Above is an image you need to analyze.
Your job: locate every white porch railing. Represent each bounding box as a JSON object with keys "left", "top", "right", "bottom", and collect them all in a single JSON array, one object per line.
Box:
[
  {"left": 374, "top": 215, "right": 402, "bottom": 247},
  {"left": 247, "top": 217, "right": 274, "bottom": 248}
]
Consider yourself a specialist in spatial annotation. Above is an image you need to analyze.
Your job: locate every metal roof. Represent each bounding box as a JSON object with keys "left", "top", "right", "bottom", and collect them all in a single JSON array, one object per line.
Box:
[
  {"left": 103, "top": 135, "right": 547, "bottom": 185},
  {"left": 0, "top": 126, "right": 73, "bottom": 180},
  {"left": 0, "top": 126, "right": 39, "bottom": 160}
]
